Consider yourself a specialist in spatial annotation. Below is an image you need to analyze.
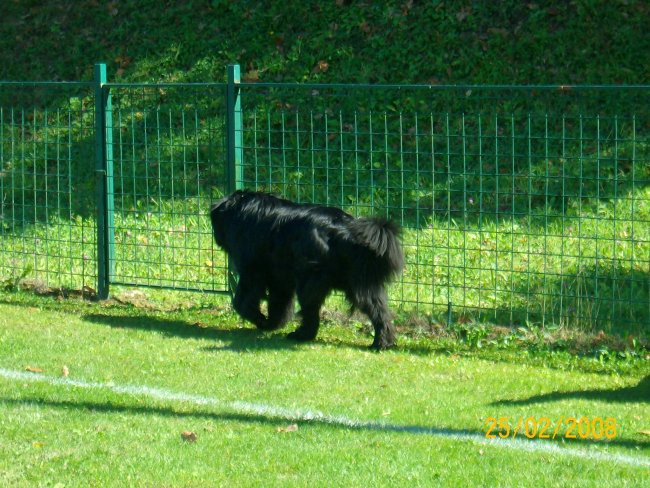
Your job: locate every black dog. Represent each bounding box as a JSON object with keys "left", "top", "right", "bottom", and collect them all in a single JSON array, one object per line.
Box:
[{"left": 210, "top": 190, "right": 404, "bottom": 349}]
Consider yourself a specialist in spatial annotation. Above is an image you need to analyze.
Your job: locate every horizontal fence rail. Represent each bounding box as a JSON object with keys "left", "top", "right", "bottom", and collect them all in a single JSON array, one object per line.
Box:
[{"left": 1, "top": 65, "right": 648, "bottom": 332}]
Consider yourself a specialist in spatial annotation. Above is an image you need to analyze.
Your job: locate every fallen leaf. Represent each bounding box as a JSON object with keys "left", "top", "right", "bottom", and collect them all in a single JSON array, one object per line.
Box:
[
  {"left": 120, "top": 289, "right": 147, "bottom": 300},
  {"left": 115, "top": 54, "right": 133, "bottom": 68},
  {"left": 488, "top": 27, "right": 508, "bottom": 37},
  {"left": 277, "top": 424, "right": 298, "bottom": 433},
  {"left": 32, "top": 441, "right": 45, "bottom": 448},
  {"left": 243, "top": 69, "right": 260, "bottom": 82},
  {"left": 181, "top": 431, "right": 197, "bottom": 442},
  {"left": 359, "top": 21, "right": 371, "bottom": 34},
  {"left": 25, "top": 366, "right": 43, "bottom": 373},
  {"left": 639, "top": 431, "right": 650, "bottom": 437},
  {"left": 479, "top": 449, "right": 484, "bottom": 455},
  {"left": 313, "top": 60, "right": 329, "bottom": 73},
  {"left": 62, "top": 365, "right": 69, "bottom": 377},
  {"left": 456, "top": 8, "right": 471, "bottom": 21}
]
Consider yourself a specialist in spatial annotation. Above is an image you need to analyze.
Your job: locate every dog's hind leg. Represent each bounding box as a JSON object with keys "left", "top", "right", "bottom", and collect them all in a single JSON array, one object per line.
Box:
[
  {"left": 287, "top": 278, "right": 329, "bottom": 341},
  {"left": 232, "top": 273, "right": 268, "bottom": 329},
  {"left": 355, "top": 288, "right": 397, "bottom": 350},
  {"left": 265, "top": 285, "right": 295, "bottom": 330}
]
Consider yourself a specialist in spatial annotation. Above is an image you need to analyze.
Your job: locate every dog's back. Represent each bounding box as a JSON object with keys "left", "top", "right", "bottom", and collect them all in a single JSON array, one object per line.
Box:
[{"left": 212, "top": 190, "right": 402, "bottom": 279}]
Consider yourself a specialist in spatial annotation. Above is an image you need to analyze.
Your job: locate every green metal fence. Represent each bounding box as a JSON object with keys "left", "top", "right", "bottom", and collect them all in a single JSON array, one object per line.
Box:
[
  {"left": 0, "top": 80, "right": 97, "bottom": 293},
  {"left": 1, "top": 64, "right": 648, "bottom": 331}
]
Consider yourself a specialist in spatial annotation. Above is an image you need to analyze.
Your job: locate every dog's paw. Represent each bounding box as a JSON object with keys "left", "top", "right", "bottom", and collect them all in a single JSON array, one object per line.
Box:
[
  {"left": 369, "top": 341, "right": 397, "bottom": 351},
  {"left": 254, "top": 321, "right": 275, "bottom": 331},
  {"left": 287, "top": 330, "right": 316, "bottom": 342}
]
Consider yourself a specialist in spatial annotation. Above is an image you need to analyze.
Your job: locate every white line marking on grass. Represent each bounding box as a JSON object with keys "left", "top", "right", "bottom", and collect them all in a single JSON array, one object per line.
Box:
[{"left": 1, "top": 367, "right": 648, "bottom": 468}]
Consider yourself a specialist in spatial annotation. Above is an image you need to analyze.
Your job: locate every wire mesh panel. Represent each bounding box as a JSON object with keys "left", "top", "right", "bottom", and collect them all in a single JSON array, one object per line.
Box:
[
  {"left": 1, "top": 78, "right": 648, "bottom": 333},
  {"left": 237, "top": 84, "right": 650, "bottom": 331},
  {"left": 0, "top": 82, "right": 97, "bottom": 292},
  {"left": 107, "top": 83, "right": 228, "bottom": 293}
]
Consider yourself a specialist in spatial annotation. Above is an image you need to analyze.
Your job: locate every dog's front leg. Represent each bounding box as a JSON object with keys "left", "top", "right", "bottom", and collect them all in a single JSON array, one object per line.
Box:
[
  {"left": 287, "top": 278, "right": 329, "bottom": 341},
  {"left": 232, "top": 274, "right": 268, "bottom": 329},
  {"left": 266, "top": 286, "right": 295, "bottom": 330}
]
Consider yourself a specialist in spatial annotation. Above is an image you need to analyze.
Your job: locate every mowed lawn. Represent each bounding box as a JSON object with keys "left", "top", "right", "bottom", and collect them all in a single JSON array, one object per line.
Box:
[{"left": 0, "top": 292, "right": 648, "bottom": 486}]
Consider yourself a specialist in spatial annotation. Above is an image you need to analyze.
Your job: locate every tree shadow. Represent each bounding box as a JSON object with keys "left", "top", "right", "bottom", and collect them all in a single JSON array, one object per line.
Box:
[
  {"left": 2, "top": 395, "right": 647, "bottom": 451},
  {"left": 0, "top": 83, "right": 227, "bottom": 226},
  {"left": 2, "top": 82, "right": 648, "bottom": 231},
  {"left": 515, "top": 264, "right": 649, "bottom": 335},
  {"left": 454, "top": 263, "right": 650, "bottom": 336},
  {"left": 492, "top": 375, "right": 649, "bottom": 406},
  {"left": 240, "top": 84, "right": 649, "bottom": 231}
]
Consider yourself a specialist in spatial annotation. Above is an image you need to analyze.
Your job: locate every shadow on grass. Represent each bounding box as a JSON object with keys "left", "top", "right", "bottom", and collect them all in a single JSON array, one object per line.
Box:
[
  {"left": 442, "top": 264, "right": 650, "bottom": 336},
  {"left": 82, "top": 312, "right": 295, "bottom": 352},
  {"left": 512, "top": 265, "right": 649, "bottom": 336},
  {"left": 81, "top": 312, "right": 434, "bottom": 355},
  {"left": 492, "top": 375, "right": 649, "bottom": 406},
  {"left": 1, "top": 395, "right": 647, "bottom": 452}
]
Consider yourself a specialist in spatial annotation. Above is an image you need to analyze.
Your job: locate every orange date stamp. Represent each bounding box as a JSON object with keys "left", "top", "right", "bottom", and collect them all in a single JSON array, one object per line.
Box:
[{"left": 485, "top": 416, "right": 617, "bottom": 440}]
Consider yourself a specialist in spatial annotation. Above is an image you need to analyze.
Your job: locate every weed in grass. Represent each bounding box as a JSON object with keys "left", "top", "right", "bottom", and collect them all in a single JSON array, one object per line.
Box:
[{"left": 1, "top": 263, "right": 32, "bottom": 291}]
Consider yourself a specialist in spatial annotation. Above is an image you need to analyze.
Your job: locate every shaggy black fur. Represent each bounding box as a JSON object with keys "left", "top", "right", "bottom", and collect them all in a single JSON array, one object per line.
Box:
[{"left": 210, "top": 190, "right": 404, "bottom": 349}]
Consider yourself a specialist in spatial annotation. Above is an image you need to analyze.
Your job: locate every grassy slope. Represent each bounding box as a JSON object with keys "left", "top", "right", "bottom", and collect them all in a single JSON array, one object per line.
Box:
[
  {"left": 1, "top": 1, "right": 649, "bottom": 84},
  {"left": 0, "top": 294, "right": 648, "bottom": 486}
]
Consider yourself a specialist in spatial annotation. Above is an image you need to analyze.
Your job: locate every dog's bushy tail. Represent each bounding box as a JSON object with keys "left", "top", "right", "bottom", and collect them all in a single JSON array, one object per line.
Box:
[{"left": 350, "top": 217, "right": 404, "bottom": 280}]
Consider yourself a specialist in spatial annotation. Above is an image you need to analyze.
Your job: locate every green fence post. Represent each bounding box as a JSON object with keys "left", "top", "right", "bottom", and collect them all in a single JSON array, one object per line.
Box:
[
  {"left": 226, "top": 64, "right": 243, "bottom": 193},
  {"left": 94, "top": 63, "right": 115, "bottom": 299},
  {"left": 226, "top": 64, "right": 243, "bottom": 294}
]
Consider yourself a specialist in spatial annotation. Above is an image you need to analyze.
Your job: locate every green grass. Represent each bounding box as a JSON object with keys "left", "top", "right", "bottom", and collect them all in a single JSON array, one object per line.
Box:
[{"left": 0, "top": 291, "right": 648, "bottom": 486}]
